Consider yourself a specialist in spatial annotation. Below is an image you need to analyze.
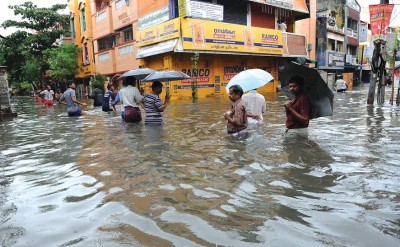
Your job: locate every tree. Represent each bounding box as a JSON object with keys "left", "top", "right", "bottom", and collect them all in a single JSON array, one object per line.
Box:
[
  {"left": 44, "top": 43, "right": 81, "bottom": 82},
  {"left": 190, "top": 53, "right": 200, "bottom": 99},
  {"left": 0, "top": 1, "right": 68, "bottom": 88}
]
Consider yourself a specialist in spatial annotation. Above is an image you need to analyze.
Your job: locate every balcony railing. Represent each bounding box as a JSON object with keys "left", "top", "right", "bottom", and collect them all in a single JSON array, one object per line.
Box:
[
  {"left": 347, "top": 28, "right": 358, "bottom": 38},
  {"left": 326, "top": 23, "right": 344, "bottom": 33}
]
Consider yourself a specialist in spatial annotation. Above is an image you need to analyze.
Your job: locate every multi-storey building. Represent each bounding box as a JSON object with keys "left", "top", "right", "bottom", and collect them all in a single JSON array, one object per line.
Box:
[
  {"left": 71, "top": 0, "right": 315, "bottom": 99},
  {"left": 68, "top": 0, "right": 96, "bottom": 89},
  {"left": 316, "top": 0, "right": 361, "bottom": 87}
]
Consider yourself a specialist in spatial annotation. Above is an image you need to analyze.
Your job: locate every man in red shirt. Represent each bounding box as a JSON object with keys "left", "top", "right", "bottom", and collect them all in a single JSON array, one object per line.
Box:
[{"left": 284, "top": 76, "right": 311, "bottom": 137}]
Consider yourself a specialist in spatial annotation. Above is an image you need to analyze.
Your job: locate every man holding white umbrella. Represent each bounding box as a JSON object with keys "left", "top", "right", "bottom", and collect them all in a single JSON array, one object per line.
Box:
[{"left": 226, "top": 69, "right": 272, "bottom": 125}]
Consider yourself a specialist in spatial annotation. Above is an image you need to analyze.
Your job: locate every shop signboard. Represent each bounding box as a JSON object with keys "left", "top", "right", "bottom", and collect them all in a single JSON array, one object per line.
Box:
[
  {"left": 181, "top": 18, "right": 283, "bottom": 55},
  {"left": 326, "top": 51, "right": 345, "bottom": 69},
  {"left": 138, "top": 6, "right": 169, "bottom": 30},
  {"left": 369, "top": 4, "right": 394, "bottom": 41},
  {"left": 136, "top": 18, "right": 180, "bottom": 47}
]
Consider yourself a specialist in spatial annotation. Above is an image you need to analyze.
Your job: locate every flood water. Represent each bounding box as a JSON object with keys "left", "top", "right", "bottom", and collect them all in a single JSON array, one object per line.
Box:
[{"left": 1, "top": 84, "right": 399, "bottom": 247}]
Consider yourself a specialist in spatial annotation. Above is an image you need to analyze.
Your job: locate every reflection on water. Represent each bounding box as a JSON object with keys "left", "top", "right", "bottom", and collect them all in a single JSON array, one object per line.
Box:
[{"left": 1, "top": 84, "right": 399, "bottom": 246}]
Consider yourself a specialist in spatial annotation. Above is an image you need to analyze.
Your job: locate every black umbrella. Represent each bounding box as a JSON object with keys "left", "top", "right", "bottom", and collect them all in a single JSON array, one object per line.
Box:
[
  {"left": 119, "top": 68, "right": 155, "bottom": 80},
  {"left": 279, "top": 62, "right": 334, "bottom": 119}
]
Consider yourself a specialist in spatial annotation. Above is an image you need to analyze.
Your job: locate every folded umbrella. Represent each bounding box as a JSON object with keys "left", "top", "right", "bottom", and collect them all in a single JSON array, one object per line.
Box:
[
  {"left": 225, "top": 69, "right": 274, "bottom": 93},
  {"left": 279, "top": 62, "right": 334, "bottom": 119}
]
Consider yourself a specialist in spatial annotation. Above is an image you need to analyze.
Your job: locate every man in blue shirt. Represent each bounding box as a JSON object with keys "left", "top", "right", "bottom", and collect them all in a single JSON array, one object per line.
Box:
[
  {"left": 59, "top": 80, "right": 87, "bottom": 116},
  {"left": 102, "top": 84, "right": 115, "bottom": 112}
]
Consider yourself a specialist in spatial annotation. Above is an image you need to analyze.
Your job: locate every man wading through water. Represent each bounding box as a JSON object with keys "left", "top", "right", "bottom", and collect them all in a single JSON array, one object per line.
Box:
[{"left": 284, "top": 76, "right": 311, "bottom": 138}]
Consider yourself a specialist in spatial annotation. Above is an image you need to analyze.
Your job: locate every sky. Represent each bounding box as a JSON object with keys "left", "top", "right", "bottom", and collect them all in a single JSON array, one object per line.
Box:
[
  {"left": 0, "top": 0, "right": 68, "bottom": 36},
  {"left": 0, "top": 0, "right": 399, "bottom": 37}
]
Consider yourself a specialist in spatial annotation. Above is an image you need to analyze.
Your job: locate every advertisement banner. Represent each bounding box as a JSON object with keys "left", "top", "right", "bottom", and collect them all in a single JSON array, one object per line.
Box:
[
  {"left": 181, "top": 18, "right": 283, "bottom": 55},
  {"left": 136, "top": 18, "right": 180, "bottom": 47},
  {"left": 369, "top": 4, "right": 394, "bottom": 41},
  {"left": 359, "top": 22, "right": 368, "bottom": 43}
]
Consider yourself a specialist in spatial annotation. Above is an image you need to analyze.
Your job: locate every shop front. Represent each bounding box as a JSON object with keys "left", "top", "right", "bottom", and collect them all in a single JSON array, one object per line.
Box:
[{"left": 136, "top": 17, "right": 284, "bottom": 99}]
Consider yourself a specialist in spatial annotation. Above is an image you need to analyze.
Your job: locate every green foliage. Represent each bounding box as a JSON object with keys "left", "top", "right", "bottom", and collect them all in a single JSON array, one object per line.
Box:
[
  {"left": 44, "top": 43, "right": 81, "bottom": 82},
  {"left": 91, "top": 73, "right": 107, "bottom": 90},
  {"left": 190, "top": 53, "right": 200, "bottom": 99},
  {"left": 0, "top": 1, "right": 68, "bottom": 88}
]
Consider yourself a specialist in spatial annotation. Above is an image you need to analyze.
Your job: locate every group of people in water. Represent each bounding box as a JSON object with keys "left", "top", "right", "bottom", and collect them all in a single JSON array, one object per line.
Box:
[
  {"left": 56, "top": 77, "right": 169, "bottom": 125},
  {"left": 225, "top": 75, "right": 310, "bottom": 137},
  {"left": 35, "top": 74, "right": 310, "bottom": 138}
]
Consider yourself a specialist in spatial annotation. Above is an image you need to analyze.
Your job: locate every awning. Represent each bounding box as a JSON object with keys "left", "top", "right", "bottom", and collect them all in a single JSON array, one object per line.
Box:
[
  {"left": 136, "top": 39, "right": 178, "bottom": 59},
  {"left": 248, "top": 0, "right": 309, "bottom": 14}
]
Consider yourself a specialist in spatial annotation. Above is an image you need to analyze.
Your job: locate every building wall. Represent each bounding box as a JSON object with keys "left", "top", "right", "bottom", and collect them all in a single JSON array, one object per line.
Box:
[
  {"left": 69, "top": 0, "right": 95, "bottom": 79},
  {"left": 296, "top": 0, "right": 316, "bottom": 62},
  {"left": 138, "top": 0, "right": 168, "bottom": 16},
  {"left": 251, "top": 3, "right": 276, "bottom": 29}
]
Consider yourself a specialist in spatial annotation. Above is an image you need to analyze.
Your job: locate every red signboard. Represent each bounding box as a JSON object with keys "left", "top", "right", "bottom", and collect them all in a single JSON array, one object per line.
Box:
[{"left": 369, "top": 4, "right": 394, "bottom": 41}]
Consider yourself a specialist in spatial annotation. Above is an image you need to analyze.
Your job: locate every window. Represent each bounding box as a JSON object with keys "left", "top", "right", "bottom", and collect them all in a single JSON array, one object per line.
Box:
[
  {"left": 70, "top": 17, "right": 76, "bottom": 38},
  {"left": 119, "top": 44, "right": 134, "bottom": 55},
  {"left": 98, "top": 36, "right": 116, "bottom": 52},
  {"left": 80, "top": 8, "right": 86, "bottom": 32},
  {"left": 115, "top": 27, "right": 133, "bottom": 45},
  {"left": 96, "top": 10, "right": 107, "bottom": 22},
  {"left": 99, "top": 53, "right": 110, "bottom": 62},
  {"left": 115, "top": 0, "right": 126, "bottom": 9},
  {"left": 83, "top": 43, "right": 89, "bottom": 65}
]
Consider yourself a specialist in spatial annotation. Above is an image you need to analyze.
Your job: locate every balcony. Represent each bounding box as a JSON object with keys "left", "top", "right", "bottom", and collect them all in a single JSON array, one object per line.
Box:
[
  {"left": 112, "top": 0, "right": 136, "bottom": 31},
  {"left": 96, "top": 50, "right": 116, "bottom": 75},
  {"left": 115, "top": 43, "right": 139, "bottom": 72},
  {"left": 326, "top": 23, "right": 344, "bottom": 34},
  {"left": 347, "top": 28, "right": 358, "bottom": 38},
  {"left": 92, "top": 8, "right": 113, "bottom": 39}
]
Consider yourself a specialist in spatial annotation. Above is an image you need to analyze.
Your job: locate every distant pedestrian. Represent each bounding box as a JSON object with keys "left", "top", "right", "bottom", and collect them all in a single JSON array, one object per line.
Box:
[
  {"left": 224, "top": 85, "right": 248, "bottom": 137},
  {"left": 54, "top": 89, "right": 63, "bottom": 101},
  {"left": 40, "top": 85, "right": 54, "bottom": 106},
  {"left": 284, "top": 76, "right": 310, "bottom": 137},
  {"left": 59, "top": 80, "right": 87, "bottom": 116},
  {"left": 143, "top": 81, "right": 170, "bottom": 125},
  {"left": 88, "top": 82, "right": 103, "bottom": 107},
  {"left": 334, "top": 75, "right": 348, "bottom": 92},
  {"left": 242, "top": 89, "right": 266, "bottom": 125},
  {"left": 102, "top": 84, "right": 115, "bottom": 112}
]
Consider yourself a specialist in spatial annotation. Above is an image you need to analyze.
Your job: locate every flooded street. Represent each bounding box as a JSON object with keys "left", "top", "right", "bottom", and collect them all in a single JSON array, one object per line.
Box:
[{"left": 1, "top": 84, "right": 399, "bottom": 247}]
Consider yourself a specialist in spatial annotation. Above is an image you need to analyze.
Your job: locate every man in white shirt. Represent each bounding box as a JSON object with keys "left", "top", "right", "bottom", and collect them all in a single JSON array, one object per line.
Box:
[
  {"left": 120, "top": 78, "right": 144, "bottom": 122},
  {"left": 335, "top": 75, "right": 348, "bottom": 92},
  {"left": 40, "top": 85, "right": 55, "bottom": 106},
  {"left": 242, "top": 89, "right": 266, "bottom": 125}
]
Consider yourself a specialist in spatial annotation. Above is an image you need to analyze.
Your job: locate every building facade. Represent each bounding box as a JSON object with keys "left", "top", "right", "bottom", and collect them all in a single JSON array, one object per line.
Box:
[
  {"left": 316, "top": 0, "right": 361, "bottom": 88},
  {"left": 70, "top": 0, "right": 314, "bottom": 99}
]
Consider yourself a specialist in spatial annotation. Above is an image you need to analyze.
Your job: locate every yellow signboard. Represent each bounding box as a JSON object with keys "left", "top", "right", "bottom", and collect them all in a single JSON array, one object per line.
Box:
[
  {"left": 178, "top": 0, "right": 187, "bottom": 17},
  {"left": 137, "top": 18, "right": 180, "bottom": 47},
  {"left": 181, "top": 18, "right": 283, "bottom": 55}
]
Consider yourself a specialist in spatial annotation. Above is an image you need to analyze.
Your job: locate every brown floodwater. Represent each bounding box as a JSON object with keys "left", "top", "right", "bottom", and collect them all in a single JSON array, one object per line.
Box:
[{"left": 1, "top": 84, "right": 399, "bottom": 246}]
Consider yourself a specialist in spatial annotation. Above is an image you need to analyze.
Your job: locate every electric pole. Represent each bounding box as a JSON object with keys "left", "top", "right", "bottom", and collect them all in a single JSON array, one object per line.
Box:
[{"left": 367, "top": 0, "right": 390, "bottom": 105}]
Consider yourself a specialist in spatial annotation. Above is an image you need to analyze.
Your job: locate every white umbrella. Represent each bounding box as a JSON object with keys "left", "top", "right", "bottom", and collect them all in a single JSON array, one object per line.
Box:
[
  {"left": 142, "top": 70, "right": 190, "bottom": 82},
  {"left": 225, "top": 69, "right": 274, "bottom": 93},
  {"left": 119, "top": 68, "right": 155, "bottom": 80}
]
